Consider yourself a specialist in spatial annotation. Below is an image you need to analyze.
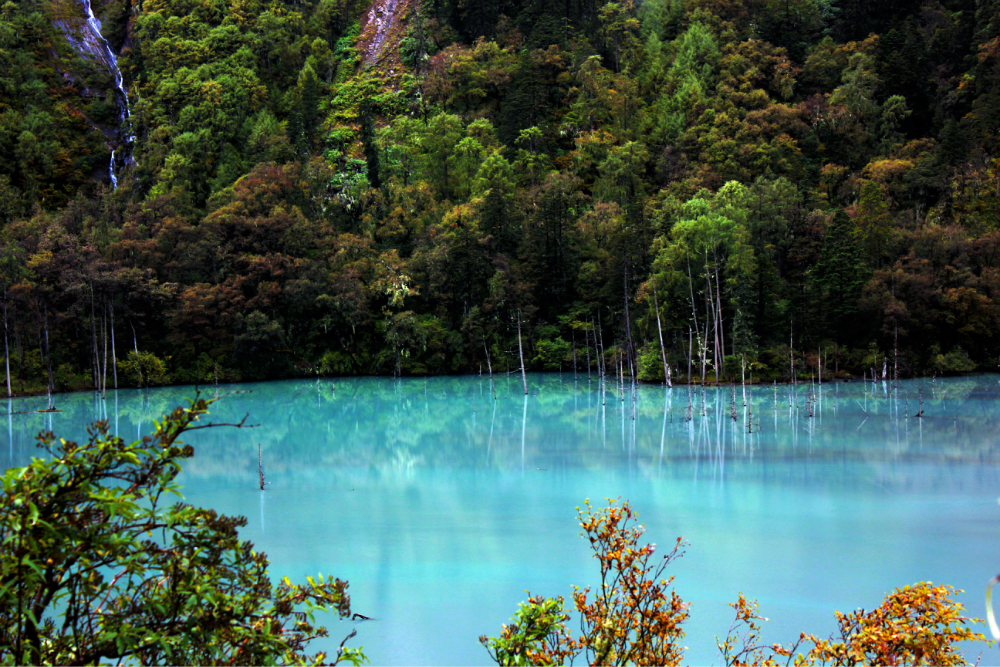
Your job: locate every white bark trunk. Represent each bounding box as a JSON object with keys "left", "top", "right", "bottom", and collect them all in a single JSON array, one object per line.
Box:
[
  {"left": 652, "top": 282, "right": 671, "bottom": 387},
  {"left": 110, "top": 303, "right": 117, "bottom": 389},
  {"left": 132, "top": 323, "right": 143, "bottom": 387},
  {"left": 517, "top": 312, "right": 527, "bottom": 395}
]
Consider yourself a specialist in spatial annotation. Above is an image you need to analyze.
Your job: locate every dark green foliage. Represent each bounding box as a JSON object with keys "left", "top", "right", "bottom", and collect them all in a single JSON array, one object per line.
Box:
[
  {"left": 497, "top": 51, "right": 552, "bottom": 147},
  {"left": 360, "top": 101, "right": 382, "bottom": 190},
  {"left": 812, "top": 211, "right": 867, "bottom": 343},
  {"left": 292, "top": 62, "right": 323, "bottom": 155},
  {"left": 2, "top": 0, "right": 1000, "bottom": 388},
  {"left": 0, "top": 1, "right": 114, "bottom": 208},
  {"left": 233, "top": 310, "right": 292, "bottom": 380},
  {"left": 119, "top": 349, "right": 168, "bottom": 386}
]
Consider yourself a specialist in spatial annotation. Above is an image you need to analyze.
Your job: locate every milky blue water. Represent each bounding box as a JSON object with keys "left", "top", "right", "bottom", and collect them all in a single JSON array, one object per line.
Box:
[{"left": 4, "top": 374, "right": 999, "bottom": 664}]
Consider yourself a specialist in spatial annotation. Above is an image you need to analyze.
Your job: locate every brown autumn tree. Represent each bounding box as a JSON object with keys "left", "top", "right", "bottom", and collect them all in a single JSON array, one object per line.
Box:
[{"left": 480, "top": 498, "right": 689, "bottom": 666}]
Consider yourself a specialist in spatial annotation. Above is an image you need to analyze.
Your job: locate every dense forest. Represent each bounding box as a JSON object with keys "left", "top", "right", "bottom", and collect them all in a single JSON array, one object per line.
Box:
[{"left": 2, "top": 0, "right": 1000, "bottom": 393}]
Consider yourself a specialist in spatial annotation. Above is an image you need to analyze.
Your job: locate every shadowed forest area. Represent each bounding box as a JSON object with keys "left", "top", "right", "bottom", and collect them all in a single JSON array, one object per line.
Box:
[{"left": 2, "top": 0, "right": 1000, "bottom": 393}]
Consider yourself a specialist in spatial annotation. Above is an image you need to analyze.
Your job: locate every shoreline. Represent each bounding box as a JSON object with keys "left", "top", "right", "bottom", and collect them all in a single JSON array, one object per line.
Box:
[{"left": 1, "top": 369, "right": 990, "bottom": 404}]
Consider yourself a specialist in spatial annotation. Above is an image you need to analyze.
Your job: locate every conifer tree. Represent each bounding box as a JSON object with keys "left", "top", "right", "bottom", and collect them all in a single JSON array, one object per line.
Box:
[{"left": 812, "top": 210, "right": 868, "bottom": 343}]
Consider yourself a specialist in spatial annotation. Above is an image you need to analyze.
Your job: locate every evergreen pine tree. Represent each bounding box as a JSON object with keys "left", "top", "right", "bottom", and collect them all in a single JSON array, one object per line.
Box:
[{"left": 812, "top": 210, "right": 868, "bottom": 343}]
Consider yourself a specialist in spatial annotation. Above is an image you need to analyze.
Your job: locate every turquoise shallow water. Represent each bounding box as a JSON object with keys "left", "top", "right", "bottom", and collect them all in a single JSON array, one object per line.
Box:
[{"left": 4, "top": 374, "right": 999, "bottom": 664}]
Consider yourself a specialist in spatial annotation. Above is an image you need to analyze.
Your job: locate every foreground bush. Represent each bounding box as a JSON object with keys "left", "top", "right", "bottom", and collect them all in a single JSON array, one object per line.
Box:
[
  {"left": 721, "top": 585, "right": 989, "bottom": 666},
  {"left": 0, "top": 398, "right": 365, "bottom": 665},
  {"left": 483, "top": 499, "right": 990, "bottom": 666},
  {"left": 480, "top": 499, "right": 689, "bottom": 666}
]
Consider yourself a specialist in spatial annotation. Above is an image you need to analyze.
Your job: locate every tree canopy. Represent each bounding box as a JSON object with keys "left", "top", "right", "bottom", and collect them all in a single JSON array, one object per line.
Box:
[{"left": 1, "top": 0, "right": 1000, "bottom": 391}]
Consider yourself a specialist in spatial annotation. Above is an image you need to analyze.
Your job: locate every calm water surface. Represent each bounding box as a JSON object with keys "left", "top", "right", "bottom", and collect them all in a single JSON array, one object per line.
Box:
[{"left": 3, "top": 374, "right": 999, "bottom": 664}]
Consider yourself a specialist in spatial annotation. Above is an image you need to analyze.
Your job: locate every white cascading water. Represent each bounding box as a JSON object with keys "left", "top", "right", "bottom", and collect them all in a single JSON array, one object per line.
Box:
[{"left": 76, "top": 0, "right": 132, "bottom": 189}]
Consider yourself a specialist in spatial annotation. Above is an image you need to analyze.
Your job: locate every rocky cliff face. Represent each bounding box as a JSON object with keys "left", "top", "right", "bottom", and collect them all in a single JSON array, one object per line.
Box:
[{"left": 356, "top": 0, "right": 413, "bottom": 69}]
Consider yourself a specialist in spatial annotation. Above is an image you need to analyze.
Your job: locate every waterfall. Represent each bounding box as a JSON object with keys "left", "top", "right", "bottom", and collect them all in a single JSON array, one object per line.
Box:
[{"left": 75, "top": 0, "right": 133, "bottom": 189}]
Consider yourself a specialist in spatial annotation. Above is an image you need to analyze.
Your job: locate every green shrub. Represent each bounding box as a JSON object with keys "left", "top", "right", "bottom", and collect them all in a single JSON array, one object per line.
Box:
[
  {"left": 0, "top": 398, "right": 365, "bottom": 665},
  {"left": 638, "top": 343, "right": 665, "bottom": 382},
  {"left": 119, "top": 350, "right": 167, "bottom": 387},
  {"left": 533, "top": 337, "right": 571, "bottom": 371},
  {"left": 319, "top": 350, "right": 354, "bottom": 376},
  {"left": 929, "top": 346, "right": 976, "bottom": 375}
]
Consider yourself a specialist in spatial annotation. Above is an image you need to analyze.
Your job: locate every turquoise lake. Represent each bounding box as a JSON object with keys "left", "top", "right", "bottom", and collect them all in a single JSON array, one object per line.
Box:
[{"left": 3, "top": 373, "right": 999, "bottom": 664}]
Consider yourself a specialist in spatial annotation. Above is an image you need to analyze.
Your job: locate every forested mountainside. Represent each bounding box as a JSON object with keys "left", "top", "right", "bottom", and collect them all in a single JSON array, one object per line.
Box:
[{"left": 1, "top": 0, "right": 1000, "bottom": 393}]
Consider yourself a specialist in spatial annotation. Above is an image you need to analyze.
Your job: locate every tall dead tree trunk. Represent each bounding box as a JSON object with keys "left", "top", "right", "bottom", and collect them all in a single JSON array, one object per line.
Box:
[
  {"left": 688, "top": 327, "right": 693, "bottom": 385},
  {"left": 685, "top": 259, "right": 702, "bottom": 381},
  {"left": 483, "top": 339, "right": 496, "bottom": 400},
  {"left": 704, "top": 251, "right": 719, "bottom": 384},
  {"left": 101, "top": 304, "right": 108, "bottom": 398},
  {"left": 652, "top": 282, "right": 671, "bottom": 387},
  {"left": 43, "top": 304, "right": 54, "bottom": 410},
  {"left": 789, "top": 322, "right": 795, "bottom": 384},
  {"left": 109, "top": 302, "right": 117, "bottom": 389},
  {"left": 90, "top": 285, "right": 99, "bottom": 390},
  {"left": 131, "top": 322, "right": 143, "bottom": 388},
  {"left": 598, "top": 311, "right": 606, "bottom": 377},
  {"left": 713, "top": 251, "right": 725, "bottom": 378},
  {"left": 572, "top": 328, "right": 577, "bottom": 380},
  {"left": 517, "top": 311, "right": 527, "bottom": 395},
  {"left": 623, "top": 260, "right": 635, "bottom": 378}
]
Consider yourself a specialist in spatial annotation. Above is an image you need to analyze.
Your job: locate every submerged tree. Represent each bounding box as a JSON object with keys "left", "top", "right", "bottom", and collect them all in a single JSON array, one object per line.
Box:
[{"left": 0, "top": 397, "right": 366, "bottom": 666}]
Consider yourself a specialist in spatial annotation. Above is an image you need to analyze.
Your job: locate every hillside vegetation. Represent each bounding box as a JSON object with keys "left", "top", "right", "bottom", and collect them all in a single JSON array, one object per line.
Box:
[{"left": 2, "top": 0, "right": 1000, "bottom": 391}]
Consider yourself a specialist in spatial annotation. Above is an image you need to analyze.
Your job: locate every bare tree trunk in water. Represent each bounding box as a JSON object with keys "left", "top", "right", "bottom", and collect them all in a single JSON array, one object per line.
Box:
[
  {"left": 713, "top": 252, "right": 725, "bottom": 377},
  {"left": 586, "top": 319, "right": 592, "bottom": 379},
  {"left": 652, "top": 282, "right": 671, "bottom": 387},
  {"left": 686, "top": 260, "right": 706, "bottom": 383},
  {"left": 483, "top": 339, "right": 496, "bottom": 400},
  {"left": 742, "top": 355, "right": 747, "bottom": 406},
  {"left": 101, "top": 305, "right": 108, "bottom": 399},
  {"left": 700, "top": 331, "right": 707, "bottom": 385},
  {"left": 623, "top": 260, "right": 635, "bottom": 378},
  {"left": 131, "top": 322, "right": 143, "bottom": 388},
  {"left": 517, "top": 312, "right": 527, "bottom": 395},
  {"left": 789, "top": 322, "right": 794, "bottom": 384},
  {"left": 598, "top": 311, "right": 606, "bottom": 377},
  {"left": 90, "top": 285, "right": 98, "bottom": 390},
  {"left": 43, "top": 304, "right": 54, "bottom": 410},
  {"left": 619, "top": 356, "right": 624, "bottom": 401},
  {"left": 688, "top": 327, "right": 693, "bottom": 385},
  {"left": 893, "top": 321, "right": 898, "bottom": 387},
  {"left": 594, "top": 310, "right": 608, "bottom": 405},
  {"left": 572, "top": 329, "right": 577, "bottom": 380},
  {"left": 110, "top": 303, "right": 117, "bottom": 389},
  {"left": 704, "top": 252, "right": 718, "bottom": 384}
]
